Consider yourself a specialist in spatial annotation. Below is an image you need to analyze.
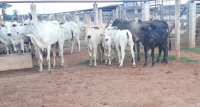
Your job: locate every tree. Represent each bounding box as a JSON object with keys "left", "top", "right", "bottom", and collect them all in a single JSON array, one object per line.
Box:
[
  {"left": 13, "top": 9, "right": 19, "bottom": 20},
  {"left": 0, "top": 3, "right": 12, "bottom": 15}
]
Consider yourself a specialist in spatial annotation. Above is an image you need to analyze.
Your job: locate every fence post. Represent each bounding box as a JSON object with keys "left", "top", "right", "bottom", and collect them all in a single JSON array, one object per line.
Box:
[
  {"left": 175, "top": 0, "right": 180, "bottom": 59},
  {"left": 93, "top": 2, "right": 98, "bottom": 25},
  {"left": 30, "top": 4, "right": 39, "bottom": 66},
  {"left": 188, "top": 1, "right": 196, "bottom": 48},
  {"left": 98, "top": 9, "right": 102, "bottom": 25},
  {"left": 142, "top": 1, "right": 150, "bottom": 21}
]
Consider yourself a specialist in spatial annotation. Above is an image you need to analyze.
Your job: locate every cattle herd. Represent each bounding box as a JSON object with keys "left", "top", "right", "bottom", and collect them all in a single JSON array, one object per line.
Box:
[{"left": 0, "top": 13, "right": 171, "bottom": 72}]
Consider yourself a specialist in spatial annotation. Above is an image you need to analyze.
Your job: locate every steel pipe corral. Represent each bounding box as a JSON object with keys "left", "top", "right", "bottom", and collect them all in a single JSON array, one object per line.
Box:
[{"left": 0, "top": 0, "right": 153, "bottom": 3}]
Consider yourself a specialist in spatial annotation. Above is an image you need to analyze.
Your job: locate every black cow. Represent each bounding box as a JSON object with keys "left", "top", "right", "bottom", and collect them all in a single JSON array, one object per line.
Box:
[
  {"left": 141, "top": 22, "right": 171, "bottom": 67},
  {"left": 111, "top": 19, "right": 170, "bottom": 62},
  {"left": 111, "top": 19, "right": 141, "bottom": 61}
]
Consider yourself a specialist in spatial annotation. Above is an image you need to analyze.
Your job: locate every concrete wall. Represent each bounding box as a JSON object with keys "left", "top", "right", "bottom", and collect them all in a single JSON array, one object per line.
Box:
[{"left": 0, "top": 54, "right": 33, "bottom": 71}]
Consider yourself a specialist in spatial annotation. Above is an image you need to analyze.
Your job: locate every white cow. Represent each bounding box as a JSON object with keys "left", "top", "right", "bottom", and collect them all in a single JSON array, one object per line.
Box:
[
  {"left": 102, "top": 34, "right": 114, "bottom": 65},
  {"left": 0, "top": 22, "right": 13, "bottom": 54},
  {"left": 9, "top": 21, "right": 33, "bottom": 54},
  {"left": 105, "top": 26, "right": 136, "bottom": 68},
  {"left": 85, "top": 26, "right": 105, "bottom": 67},
  {"left": 60, "top": 21, "right": 81, "bottom": 53},
  {"left": 17, "top": 14, "right": 65, "bottom": 72}
]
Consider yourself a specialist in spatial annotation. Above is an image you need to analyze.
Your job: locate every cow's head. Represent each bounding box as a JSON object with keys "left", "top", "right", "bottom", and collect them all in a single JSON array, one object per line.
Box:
[{"left": 17, "top": 13, "right": 34, "bottom": 35}]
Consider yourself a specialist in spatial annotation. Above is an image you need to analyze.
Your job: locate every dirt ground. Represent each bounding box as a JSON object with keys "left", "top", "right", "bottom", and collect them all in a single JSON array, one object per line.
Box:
[{"left": 0, "top": 43, "right": 200, "bottom": 107}]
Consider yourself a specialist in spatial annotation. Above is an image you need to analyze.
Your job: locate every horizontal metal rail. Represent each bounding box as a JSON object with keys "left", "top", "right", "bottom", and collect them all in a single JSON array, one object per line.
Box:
[{"left": 0, "top": 0, "right": 154, "bottom": 3}]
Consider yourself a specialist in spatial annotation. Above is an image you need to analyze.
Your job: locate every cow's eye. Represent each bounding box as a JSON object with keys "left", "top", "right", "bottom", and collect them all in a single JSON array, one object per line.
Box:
[
  {"left": 24, "top": 24, "right": 27, "bottom": 26},
  {"left": 12, "top": 24, "right": 17, "bottom": 27}
]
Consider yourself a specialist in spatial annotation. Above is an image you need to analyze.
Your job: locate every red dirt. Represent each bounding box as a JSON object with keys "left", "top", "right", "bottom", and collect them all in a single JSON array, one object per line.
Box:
[{"left": 0, "top": 44, "right": 200, "bottom": 107}]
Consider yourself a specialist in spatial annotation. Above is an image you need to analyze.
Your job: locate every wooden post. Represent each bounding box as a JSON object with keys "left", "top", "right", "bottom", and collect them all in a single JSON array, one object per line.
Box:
[
  {"left": 93, "top": 2, "right": 98, "bottom": 25},
  {"left": 85, "top": 12, "right": 91, "bottom": 29},
  {"left": 188, "top": 1, "right": 196, "bottom": 48},
  {"left": 142, "top": 1, "right": 150, "bottom": 21},
  {"left": 30, "top": 4, "right": 39, "bottom": 66},
  {"left": 98, "top": 9, "right": 102, "bottom": 25},
  {"left": 115, "top": 6, "right": 119, "bottom": 19},
  {"left": 0, "top": 8, "right": 3, "bottom": 21},
  {"left": 175, "top": 0, "right": 180, "bottom": 59},
  {"left": 134, "top": 9, "right": 138, "bottom": 22}
]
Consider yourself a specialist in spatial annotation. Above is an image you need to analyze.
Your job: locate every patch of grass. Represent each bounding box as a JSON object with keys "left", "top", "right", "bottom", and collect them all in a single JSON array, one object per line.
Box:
[
  {"left": 181, "top": 47, "right": 200, "bottom": 53},
  {"left": 134, "top": 52, "right": 198, "bottom": 62},
  {"left": 80, "top": 37, "right": 85, "bottom": 41},
  {"left": 180, "top": 56, "right": 199, "bottom": 63},
  {"left": 65, "top": 41, "right": 71, "bottom": 45}
]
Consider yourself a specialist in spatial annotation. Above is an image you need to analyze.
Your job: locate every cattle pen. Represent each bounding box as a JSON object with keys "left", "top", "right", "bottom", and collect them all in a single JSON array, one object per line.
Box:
[{"left": 1, "top": 0, "right": 200, "bottom": 107}]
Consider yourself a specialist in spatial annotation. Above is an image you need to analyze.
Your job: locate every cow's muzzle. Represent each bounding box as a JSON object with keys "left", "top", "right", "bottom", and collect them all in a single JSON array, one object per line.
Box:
[
  {"left": 88, "top": 35, "right": 91, "bottom": 38},
  {"left": 7, "top": 33, "right": 11, "bottom": 36}
]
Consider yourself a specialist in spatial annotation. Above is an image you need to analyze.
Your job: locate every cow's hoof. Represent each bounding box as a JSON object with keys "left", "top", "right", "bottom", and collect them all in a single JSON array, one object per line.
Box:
[
  {"left": 48, "top": 69, "right": 52, "bottom": 73},
  {"left": 52, "top": 64, "right": 56, "bottom": 68},
  {"left": 93, "top": 64, "right": 97, "bottom": 67},
  {"left": 108, "top": 63, "right": 111, "bottom": 66},
  {"left": 132, "top": 65, "right": 136, "bottom": 68},
  {"left": 61, "top": 63, "right": 68, "bottom": 67},
  {"left": 143, "top": 63, "right": 147, "bottom": 67},
  {"left": 39, "top": 69, "right": 43, "bottom": 72},
  {"left": 152, "top": 62, "right": 155, "bottom": 67},
  {"left": 89, "top": 64, "right": 92, "bottom": 66}
]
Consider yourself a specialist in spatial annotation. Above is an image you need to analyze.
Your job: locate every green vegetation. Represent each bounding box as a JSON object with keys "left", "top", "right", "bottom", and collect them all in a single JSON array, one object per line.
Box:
[
  {"left": 134, "top": 52, "right": 198, "bottom": 63},
  {"left": 180, "top": 56, "right": 199, "bottom": 63},
  {"left": 181, "top": 47, "right": 200, "bottom": 53}
]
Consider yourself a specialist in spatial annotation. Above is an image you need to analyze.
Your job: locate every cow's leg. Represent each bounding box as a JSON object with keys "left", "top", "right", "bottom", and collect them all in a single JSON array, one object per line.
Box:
[
  {"left": 151, "top": 48, "right": 155, "bottom": 67},
  {"left": 156, "top": 45, "right": 163, "bottom": 63},
  {"left": 76, "top": 37, "right": 81, "bottom": 53},
  {"left": 119, "top": 46, "right": 125, "bottom": 68},
  {"left": 162, "top": 43, "right": 168, "bottom": 64},
  {"left": 52, "top": 44, "right": 57, "bottom": 67},
  {"left": 108, "top": 47, "right": 112, "bottom": 65},
  {"left": 88, "top": 48, "right": 93, "bottom": 66},
  {"left": 70, "top": 39, "right": 75, "bottom": 54},
  {"left": 100, "top": 45, "right": 104, "bottom": 62},
  {"left": 5, "top": 45, "right": 8, "bottom": 54},
  {"left": 21, "top": 39, "right": 24, "bottom": 53},
  {"left": 136, "top": 42, "right": 140, "bottom": 61},
  {"left": 46, "top": 45, "right": 52, "bottom": 72},
  {"left": 130, "top": 44, "right": 136, "bottom": 68},
  {"left": 38, "top": 48, "right": 43, "bottom": 72},
  {"left": 144, "top": 48, "right": 148, "bottom": 67},
  {"left": 104, "top": 48, "right": 108, "bottom": 64},
  {"left": 116, "top": 45, "right": 121, "bottom": 65},
  {"left": 93, "top": 46, "right": 97, "bottom": 67},
  {"left": 58, "top": 40, "right": 65, "bottom": 66}
]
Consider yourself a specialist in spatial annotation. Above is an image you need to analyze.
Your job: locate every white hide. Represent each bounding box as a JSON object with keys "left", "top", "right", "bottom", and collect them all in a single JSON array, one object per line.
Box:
[
  {"left": 102, "top": 34, "right": 114, "bottom": 65},
  {"left": 18, "top": 19, "right": 65, "bottom": 72},
  {"left": 105, "top": 26, "right": 136, "bottom": 68},
  {"left": 60, "top": 21, "right": 81, "bottom": 53},
  {"left": 0, "top": 22, "right": 13, "bottom": 54},
  {"left": 85, "top": 27, "right": 105, "bottom": 67}
]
